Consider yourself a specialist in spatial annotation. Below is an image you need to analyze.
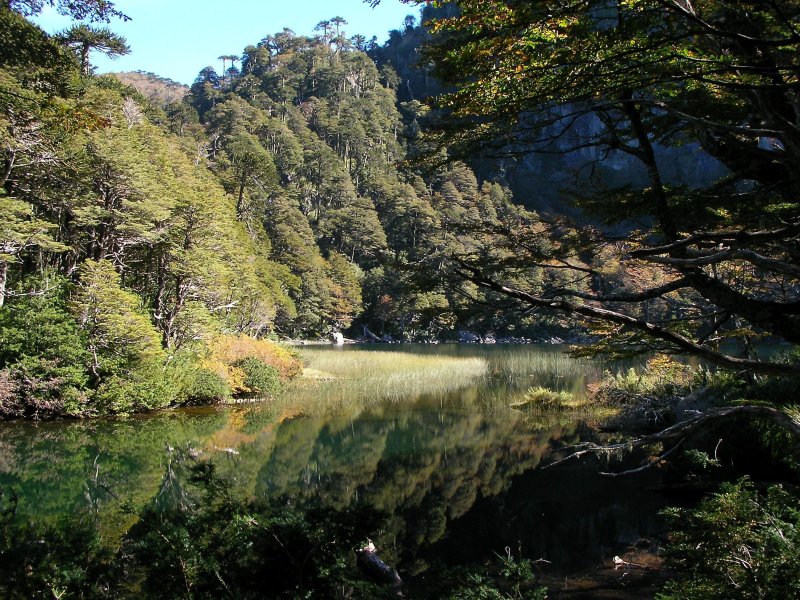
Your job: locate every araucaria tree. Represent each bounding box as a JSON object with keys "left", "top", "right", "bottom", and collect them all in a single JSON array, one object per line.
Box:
[
  {"left": 396, "top": 0, "right": 800, "bottom": 376},
  {"left": 56, "top": 23, "right": 129, "bottom": 75}
]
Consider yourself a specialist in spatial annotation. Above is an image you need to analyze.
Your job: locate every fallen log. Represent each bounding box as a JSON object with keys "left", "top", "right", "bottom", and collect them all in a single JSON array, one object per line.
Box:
[{"left": 356, "top": 540, "right": 402, "bottom": 588}]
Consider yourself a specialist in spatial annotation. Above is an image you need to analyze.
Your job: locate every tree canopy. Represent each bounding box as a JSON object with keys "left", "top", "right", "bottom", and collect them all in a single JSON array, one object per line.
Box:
[
  {"left": 7, "top": 0, "right": 127, "bottom": 22},
  {"left": 383, "top": 0, "right": 800, "bottom": 375}
]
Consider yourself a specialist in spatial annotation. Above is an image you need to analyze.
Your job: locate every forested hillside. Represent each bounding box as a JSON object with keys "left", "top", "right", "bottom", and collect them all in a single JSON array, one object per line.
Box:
[
  {"left": 7, "top": 0, "right": 789, "bottom": 418},
  {"left": 112, "top": 71, "right": 187, "bottom": 104},
  {"left": 371, "top": 3, "right": 728, "bottom": 215},
  {"left": 0, "top": 5, "right": 567, "bottom": 416}
]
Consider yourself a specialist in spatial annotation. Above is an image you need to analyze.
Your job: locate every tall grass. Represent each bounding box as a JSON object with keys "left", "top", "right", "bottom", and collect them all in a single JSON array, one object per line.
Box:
[
  {"left": 264, "top": 345, "right": 607, "bottom": 418},
  {"left": 278, "top": 348, "right": 489, "bottom": 414},
  {"left": 486, "top": 347, "right": 598, "bottom": 384}
]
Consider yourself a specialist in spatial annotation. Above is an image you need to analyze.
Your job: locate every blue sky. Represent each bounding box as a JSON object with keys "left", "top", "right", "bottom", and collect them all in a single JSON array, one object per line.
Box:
[{"left": 34, "top": 0, "right": 418, "bottom": 84}]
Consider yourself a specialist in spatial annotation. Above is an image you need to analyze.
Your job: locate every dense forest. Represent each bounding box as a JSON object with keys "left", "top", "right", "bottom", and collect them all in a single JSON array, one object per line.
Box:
[
  {"left": 4, "top": 1, "right": 800, "bottom": 598},
  {"left": 5, "top": 0, "right": 800, "bottom": 415},
  {"left": 0, "top": 3, "right": 575, "bottom": 417}
]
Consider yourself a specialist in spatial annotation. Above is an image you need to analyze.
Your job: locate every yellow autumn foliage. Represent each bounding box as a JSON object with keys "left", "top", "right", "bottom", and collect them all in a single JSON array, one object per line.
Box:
[{"left": 201, "top": 334, "right": 302, "bottom": 394}]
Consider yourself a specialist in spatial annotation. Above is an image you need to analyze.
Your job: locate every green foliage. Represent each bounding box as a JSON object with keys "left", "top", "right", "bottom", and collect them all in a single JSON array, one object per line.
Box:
[
  {"left": 232, "top": 356, "right": 282, "bottom": 397},
  {"left": 7, "top": 0, "right": 127, "bottom": 22},
  {"left": 0, "top": 458, "right": 392, "bottom": 598},
  {"left": 0, "top": 499, "right": 117, "bottom": 600},
  {"left": 72, "top": 259, "right": 165, "bottom": 377},
  {"left": 2, "top": 0, "right": 566, "bottom": 420},
  {"left": 0, "top": 275, "right": 90, "bottom": 417},
  {"left": 594, "top": 356, "right": 694, "bottom": 404},
  {"left": 371, "top": 0, "right": 800, "bottom": 376},
  {"left": 92, "top": 364, "right": 176, "bottom": 413},
  {"left": 124, "top": 458, "right": 393, "bottom": 599},
  {"left": 55, "top": 23, "right": 129, "bottom": 75},
  {"left": 442, "top": 551, "right": 547, "bottom": 600},
  {"left": 658, "top": 479, "right": 800, "bottom": 600},
  {"left": 0, "top": 8, "right": 78, "bottom": 90},
  {"left": 180, "top": 367, "right": 231, "bottom": 404}
]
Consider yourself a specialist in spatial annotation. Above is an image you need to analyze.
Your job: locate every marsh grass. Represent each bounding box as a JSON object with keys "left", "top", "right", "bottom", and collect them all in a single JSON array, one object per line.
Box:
[
  {"left": 487, "top": 347, "right": 596, "bottom": 382},
  {"left": 278, "top": 348, "right": 489, "bottom": 413},
  {"left": 502, "top": 385, "right": 620, "bottom": 424},
  {"left": 511, "top": 386, "right": 581, "bottom": 410},
  {"left": 269, "top": 346, "right": 607, "bottom": 418}
]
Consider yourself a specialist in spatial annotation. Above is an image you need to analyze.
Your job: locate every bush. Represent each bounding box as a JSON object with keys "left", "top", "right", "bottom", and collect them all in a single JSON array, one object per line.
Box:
[
  {"left": 180, "top": 368, "right": 231, "bottom": 404},
  {"left": 92, "top": 361, "right": 179, "bottom": 414},
  {"left": 658, "top": 478, "right": 800, "bottom": 599},
  {"left": 440, "top": 551, "right": 547, "bottom": 600},
  {"left": 232, "top": 356, "right": 281, "bottom": 396},
  {"left": 597, "top": 356, "right": 694, "bottom": 402},
  {"left": 123, "top": 458, "right": 392, "bottom": 599},
  {"left": 6, "top": 356, "right": 89, "bottom": 417},
  {"left": 205, "top": 334, "right": 302, "bottom": 381},
  {"left": 511, "top": 386, "right": 577, "bottom": 410},
  {"left": 0, "top": 277, "right": 91, "bottom": 417}
]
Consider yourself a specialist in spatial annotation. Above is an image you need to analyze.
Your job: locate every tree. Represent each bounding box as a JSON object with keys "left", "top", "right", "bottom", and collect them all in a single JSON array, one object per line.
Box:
[
  {"left": 6, "top": 0, "right": 128, "bottom": 22},
  {"left": 0, "top": 197, "right": 65, "bottom": 306},
  {"left": 218, "top": 54, "right": 239, "bottom": 88},
  {"left": 72, "top": 259, "right": 164, "bottom": 379},
  {"left": 56, "top": 24, "right": 129, "bottom": 75},
  {"left": 384, "top": 0, "right": 800, "bottom": 376}
]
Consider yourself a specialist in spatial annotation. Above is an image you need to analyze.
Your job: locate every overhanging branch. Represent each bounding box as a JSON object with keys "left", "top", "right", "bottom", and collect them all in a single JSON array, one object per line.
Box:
[{"left": 455, "top": 260, "right": 800, "bottom": 376}]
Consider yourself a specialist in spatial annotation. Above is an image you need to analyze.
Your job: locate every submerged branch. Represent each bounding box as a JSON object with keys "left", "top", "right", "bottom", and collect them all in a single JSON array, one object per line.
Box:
[{"left": 545, "top": 406, "right": 800, "bottom": 474}]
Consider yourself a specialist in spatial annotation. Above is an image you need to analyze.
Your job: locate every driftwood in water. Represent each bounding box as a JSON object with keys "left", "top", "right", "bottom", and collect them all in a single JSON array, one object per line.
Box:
[{"left": 356, "top": 541, "right": 402, "bottom": 588}]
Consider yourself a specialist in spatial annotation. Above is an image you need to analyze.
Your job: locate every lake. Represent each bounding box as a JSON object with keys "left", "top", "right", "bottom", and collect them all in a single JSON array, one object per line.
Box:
[{"left": 0, "top": 344, "right": 669, "bottom": 596}]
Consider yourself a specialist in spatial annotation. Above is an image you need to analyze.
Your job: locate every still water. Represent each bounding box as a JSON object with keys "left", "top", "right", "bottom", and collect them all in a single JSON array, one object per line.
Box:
[{"left": 0, "top": 345, "right": 668, "bottom": 593}]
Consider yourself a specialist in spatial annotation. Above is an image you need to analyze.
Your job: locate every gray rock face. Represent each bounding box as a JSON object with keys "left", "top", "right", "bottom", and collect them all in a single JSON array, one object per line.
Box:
[{"left": 331, "top": 332, "right": 344, "bottom": 345}]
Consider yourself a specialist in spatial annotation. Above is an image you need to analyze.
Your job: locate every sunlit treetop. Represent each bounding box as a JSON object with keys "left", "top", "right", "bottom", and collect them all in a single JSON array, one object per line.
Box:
[{"left": 6, "top": 0, "right": 128, "bottom": 22}]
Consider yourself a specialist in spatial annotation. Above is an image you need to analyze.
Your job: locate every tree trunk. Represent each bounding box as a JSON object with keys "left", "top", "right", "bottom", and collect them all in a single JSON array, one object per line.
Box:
[
  {"left": 81, "top": 42, "right": 91, "bottom": 76},
  {"left": 0, "top": 261, "right": 7, "bottom": 308},
  {"left": 1, "top": 152, "right": 14, "bottom": 192},
  {"left": 237, "top": 177, "right": 246, "bottom": 217}
]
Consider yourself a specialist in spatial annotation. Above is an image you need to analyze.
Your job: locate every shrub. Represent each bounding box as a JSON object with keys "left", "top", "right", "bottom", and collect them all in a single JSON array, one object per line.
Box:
[
  {"left": 604, "top": 356, "right": 693, "bottom": 399},
  {"left": 0, "top": 277, "right": 91, "bottom": 417},
  {"left": 658, "top": 478, "right": 800, "bottom": 599},
  {"left": 180, "top": 368, "right": 231, "bottom": 404},
  {"left": 92, "top": 361, "right": 179, "bottom": 414},
  {"left": 232, "top": 357, "right": 281, "bottom": 396},
  {"left": 205, "top": 334, "right": 302, "bottom": 381},
  {"left": 442, "top": 551, "right": 547, "bottom": 600},
  {"left": 512, "top": 386, "right": 577, "bottom": 410},
  {"left": 7, "top": 356, "right": 90, "bottom": 417}
]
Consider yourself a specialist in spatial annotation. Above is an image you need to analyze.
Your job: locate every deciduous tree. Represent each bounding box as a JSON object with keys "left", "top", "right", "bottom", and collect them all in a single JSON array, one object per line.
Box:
[{"left": 384, "top": 0, "right": 800, "bottom": 375}]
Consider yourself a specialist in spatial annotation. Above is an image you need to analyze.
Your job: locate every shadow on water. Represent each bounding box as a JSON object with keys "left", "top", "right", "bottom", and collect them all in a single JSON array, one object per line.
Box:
[{"left": 0, "top": 345, "right": 669, "bottom": 595}]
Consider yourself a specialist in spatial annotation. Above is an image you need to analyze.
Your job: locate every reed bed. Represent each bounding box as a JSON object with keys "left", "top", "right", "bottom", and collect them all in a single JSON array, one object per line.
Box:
[
  {"left": 277, "top": 348, "right": 489, "bottom": 413},
  {"left": 485, "top": 347, "right": 598, "bottom": 383}
]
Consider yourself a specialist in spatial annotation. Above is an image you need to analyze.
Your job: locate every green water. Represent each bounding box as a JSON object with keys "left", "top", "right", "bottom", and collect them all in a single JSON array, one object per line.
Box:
[{"left": 0, "top": 345, "right": 666, "bottom": 579}]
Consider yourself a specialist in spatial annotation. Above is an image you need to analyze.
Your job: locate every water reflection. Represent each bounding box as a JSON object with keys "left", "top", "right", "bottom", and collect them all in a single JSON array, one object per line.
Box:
[{"left": 0, "top": 345, "right": 665, "bottom": 581}]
